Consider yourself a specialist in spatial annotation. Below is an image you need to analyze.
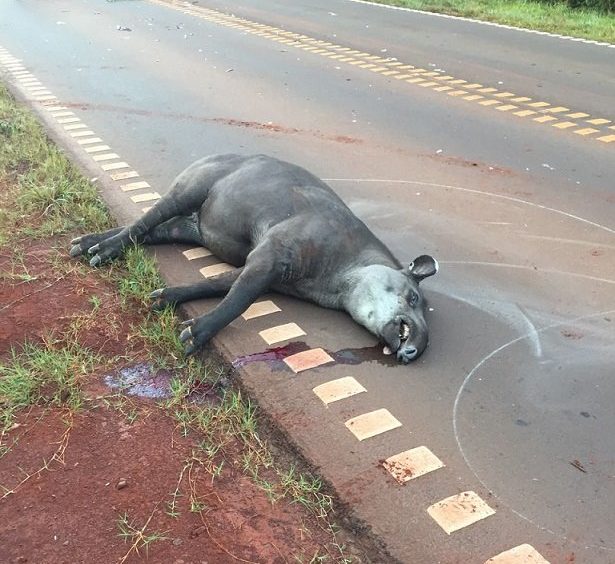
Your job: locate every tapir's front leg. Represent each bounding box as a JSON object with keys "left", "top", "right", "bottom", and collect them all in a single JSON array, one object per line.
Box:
[{"left": 179, "top": 244, "right": 281, "bottom": 355}]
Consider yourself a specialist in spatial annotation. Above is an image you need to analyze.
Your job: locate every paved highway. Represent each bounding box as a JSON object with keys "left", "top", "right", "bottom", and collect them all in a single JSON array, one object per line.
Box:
[{"left": 1, "top": 0, "right": 614, "bottom": 562}]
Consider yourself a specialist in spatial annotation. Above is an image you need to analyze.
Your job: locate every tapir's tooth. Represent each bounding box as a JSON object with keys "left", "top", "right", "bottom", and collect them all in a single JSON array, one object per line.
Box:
[{"left": 383, "top": 346, "right": 392, "bottom": 355}]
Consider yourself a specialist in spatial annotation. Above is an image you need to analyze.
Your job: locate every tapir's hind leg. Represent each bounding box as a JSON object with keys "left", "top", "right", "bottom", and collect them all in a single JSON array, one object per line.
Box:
[
  {"left": 72, "top": 155, "right": 245, "bottom": 267},
  {"left": 150, "top": 268, "right": 243, "bottom": 311},
  {"left": 70, "top": 215, "right": 204, "bottom": 259}
]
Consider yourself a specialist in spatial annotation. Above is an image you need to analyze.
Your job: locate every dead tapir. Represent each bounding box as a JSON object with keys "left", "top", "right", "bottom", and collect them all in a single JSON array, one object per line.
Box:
[{"left": 70, "top": 154, "right": 438, "bottom": 363}]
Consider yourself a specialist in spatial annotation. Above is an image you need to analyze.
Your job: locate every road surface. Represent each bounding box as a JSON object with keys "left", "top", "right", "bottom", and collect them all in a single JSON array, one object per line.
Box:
[{"left": 1, "top": 0, "right": 614, "bottom": 562}]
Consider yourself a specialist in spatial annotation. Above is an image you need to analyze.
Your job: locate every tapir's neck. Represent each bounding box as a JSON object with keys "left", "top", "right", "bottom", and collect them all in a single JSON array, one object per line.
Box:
[{"left": 341, "top": 264, "right": 400, "bottom": 332}]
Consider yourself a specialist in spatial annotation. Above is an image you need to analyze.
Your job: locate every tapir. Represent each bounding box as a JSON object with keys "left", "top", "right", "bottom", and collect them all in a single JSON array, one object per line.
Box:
[{"left": 70, "top": 154, "right": 438, "bottom": 363}]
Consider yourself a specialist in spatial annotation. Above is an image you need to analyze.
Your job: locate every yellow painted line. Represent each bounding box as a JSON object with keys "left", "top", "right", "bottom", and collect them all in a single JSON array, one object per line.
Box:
[
  {"left": 587, "top": 118, "right": 611, "bottom": 125},
  {"left": 130, "top": 192, "right": 161, "bottom": 203},
  {"left": 383, "top": 446, "right": 445, "bottom": 484},
  {"left": 427, "top": 491, "right": 495, "bottom": 534},
  {"left": 76, "top": 137, "right": 103, "bottom": 145},
  {"left": 574, "top": 127, "right": 599, "bottom": 136},
  {"left": 70, "top": 130, "right": 95, "bottom": 138},
  {"left": 514, "top": 110, "right": 537, "bottom": 117},
  {"left": 120, "top": 181, "right": 151, "bottom": 192},
  {"left": 313, "top": 376, "right": 366, "bottom": 404},
  {"left": 92, "top": 153, "right": 120, "bottom": 162},
  {"left": 534, "top": 115, "right": 558, "bottom": 123},
  {"left": 419, "top": 81, "right": 439, "bottom": 88},
  {"left": 433, "top": 86, "right": 453, "bottom": 92},
  {"left": 199, "top": 262, "right": 235, "bottom": 278},
  {"left": 56, "top": 117, "right": 81, "bottom": 124},
  {"left": 484, "top": 544, "right": 550, "bottom": 563},
  {"left": 101, "top": 162, "right": 130, "bottom": 171},
  {"left": 35, "top": 96, "right": 57, "bottom": 102},
  {"left": 50, "top": 111, "right": 74, "bottom": 118},
  {"left": 552, "top": 121, "right": 577, "bottom": 129},
  {"left": 597, "top": 134, "right": 615, "bottom": 143},
  {"left": 182, "top": 247, "right": 212, "bottom": 260},
  {"left": 284, "top": 348, "right": 334, "bottom": 373},
  {"left": 464, "top": 94, "right": 484, "bottom": 101},
  {"left": 110, "top": 170, "right": 139, "bottom": 181},
  {"left": 64, "top": 123, "right": 87, "bottom": 131},
  {"left": 242, "top": 300, "right": 281, "bottom": 320},
  {"left": 84, "top": 145, "right": 111, "bottom": 153},
  {"left": 345, "top": 409, "right": 402, "bottom": 441},
  {"left": 259, "top": 322, "right": 306, "bottom": 345},
  {"left": 147, "top": 0, "right": 613, "bottom": 145}
]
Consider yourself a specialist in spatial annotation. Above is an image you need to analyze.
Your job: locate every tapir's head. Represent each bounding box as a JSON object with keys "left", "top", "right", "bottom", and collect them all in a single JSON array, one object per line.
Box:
[{"left": 346, "top": 256, "right": 438, "bottom": 364}]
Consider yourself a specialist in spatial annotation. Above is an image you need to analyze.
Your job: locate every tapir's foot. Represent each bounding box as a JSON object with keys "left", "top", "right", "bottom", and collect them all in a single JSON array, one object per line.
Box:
[
  {"left": 70, "top": 227, "right": 126, "bottom": 266},
  {"left": 179, "top": 317, "right": 216, "bottom": 356},
  {"left": 70, "top": 233, "right": 125, "bottom": 267},
  {"left": 149, "top": 288, "right": 177, "bottom": 311}
]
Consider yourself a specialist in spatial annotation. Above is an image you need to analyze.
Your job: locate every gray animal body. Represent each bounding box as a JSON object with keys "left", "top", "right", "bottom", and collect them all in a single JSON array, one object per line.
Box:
[{"left": 71, "top": 154, "right": 438, "bottom": 363}]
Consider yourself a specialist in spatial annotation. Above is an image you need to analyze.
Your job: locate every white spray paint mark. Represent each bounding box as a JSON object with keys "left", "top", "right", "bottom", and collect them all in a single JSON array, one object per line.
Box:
[
  {"left": 325, "top": 178, "right": 615, "bottom": 237},
  {"left": 452, "top": 307, "right": 615, "bottom": 549}
]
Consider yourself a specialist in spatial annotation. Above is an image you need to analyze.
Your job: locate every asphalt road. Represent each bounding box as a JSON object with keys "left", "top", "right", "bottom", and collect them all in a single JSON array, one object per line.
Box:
[{"left": 1, "top": 0, "right": 614, "bottom": 562}]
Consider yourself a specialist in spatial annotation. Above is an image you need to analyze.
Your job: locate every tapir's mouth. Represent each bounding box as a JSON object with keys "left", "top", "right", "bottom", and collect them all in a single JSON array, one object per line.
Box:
[{"left": 382, "top": 321, "right": 411, "bottom": 356}]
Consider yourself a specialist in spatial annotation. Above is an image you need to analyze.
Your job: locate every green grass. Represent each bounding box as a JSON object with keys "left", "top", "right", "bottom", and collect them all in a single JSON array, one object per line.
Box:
[
  {"left": 0, "top": 339, "right": 101, "bottom": 433},
  {"left": 0, "top": 85, "right": 110, "bottom": 243},
  {"left": 370, "top": 0, "right": 615, "bottom": 42}
]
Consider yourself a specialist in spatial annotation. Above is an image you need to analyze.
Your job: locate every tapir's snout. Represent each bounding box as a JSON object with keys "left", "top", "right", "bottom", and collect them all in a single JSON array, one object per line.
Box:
[{"left": 382, "top": 315, "right": 428, "bottom": 364}]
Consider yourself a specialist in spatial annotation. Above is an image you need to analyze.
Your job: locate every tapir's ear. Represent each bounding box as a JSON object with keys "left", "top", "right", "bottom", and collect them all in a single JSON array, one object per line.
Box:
[{"left": 407, "top": 255, "right": 438, "bottom": 281}]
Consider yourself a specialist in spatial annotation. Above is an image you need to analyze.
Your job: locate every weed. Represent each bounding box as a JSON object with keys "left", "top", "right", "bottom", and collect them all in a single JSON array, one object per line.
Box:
[{"left": 117, "top": 508, "right": 169, "bottom": 563}]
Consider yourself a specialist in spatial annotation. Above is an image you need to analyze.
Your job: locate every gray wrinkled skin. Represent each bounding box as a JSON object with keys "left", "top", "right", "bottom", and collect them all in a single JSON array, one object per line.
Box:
[{"left": 71, "top": 154, "right": 438, "bottom": 363}]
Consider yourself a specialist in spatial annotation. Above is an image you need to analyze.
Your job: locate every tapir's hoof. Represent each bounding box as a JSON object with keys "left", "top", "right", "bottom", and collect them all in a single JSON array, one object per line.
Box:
[
  {"left": 149, "top": 288, "right": 171, "bottom": 311},
  {"left": 70, "top": 236, "right": 82, "bottom": 245},
  {"left": 88, "top": 244, "right": 100, "bottom": 254},
  {"left": 89, "top": 255, "right": 102, "bottom": 267},
  {"left": 69, "top": 244, "right": 83, "bottom": 257},
  {"left": 179, "top": 322, "right": 193, "bottom": 343},
  {"left": 150, "top": 289, "right": 164, "bottom": 299}
]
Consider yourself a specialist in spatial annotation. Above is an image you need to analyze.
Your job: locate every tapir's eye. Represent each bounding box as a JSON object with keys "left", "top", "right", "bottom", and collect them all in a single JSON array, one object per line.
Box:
[{"left": 408, "top": 292, "right": 419, "bottom": 306}]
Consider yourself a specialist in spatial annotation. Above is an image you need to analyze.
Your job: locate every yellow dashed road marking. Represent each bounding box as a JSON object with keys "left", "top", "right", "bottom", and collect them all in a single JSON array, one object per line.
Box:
[
  {"left": 130, "top": 192, "right": 161, "bottom": 203},
  {"left": 533, "top": 115, "right": 557, "bottom": 123},
  {"left": 101, "top": 161, "right": 130, "bottom": 171},
  {"left": 514, "top": 110, "right": 537, "bottom": 117},
  {"left": 313, "top": 376, "right": 366, "bottom": 404},
  {"left": 63, "top": 123, "right": 87, "bottom": 131},
  {"left": 345, "top": 408, "right": 402, "bottom": 441},
  {"left": 598, "top": 134, "right": 615, "bottom": 143},
  {"left": 427, "top": 491, "right": 495, "bottom": 534},
  {"left": 92, "top": 153, "right": 120, "bottom": 162},
  {"left": 383, "top": 446, "right": 445, "bottom": 484},
  {"left": 552, "top": 121, "right": 577, "bottom": 129},
  {"left": 283, "top": 348, "right": 334, "bottom": 373},
  {"left": 84, "top": 145, "right": 111, "bottom": 153},
  {"left": 485, "top": 543, "right": 550, "bottom": 563},
  {"left": 199, "top": 262, "right": 235, "bottom": 278},
  {"left": 182, "top": 247, "right": 213, "bottom": 260},
  {"left": 70, "top": 130, "right": 95, "bottom": 138},
  {"left": 241, "top": 300, "right": 281, "bottom": 320},
  {"left": 587, "top": 118, "right": 611, "bottom": 125},
  {"left": 76, "top": 137, "right": 103, "bottom": 145},
  {"left": 121, "top": 180, "right": 151, "bottom": 192},
  {"left": 496, "top": 104, "right": 518, "bottom": 111},
  {"left": 567, "top": 112, "right": 589, "bottom": 119},
  {"left": 574, "top": 127, "right": 600, "bottom": 136},
  {"left": 110, "top": 170, "right": 140, "bottom": 181},
  {"left": 259, "top": 322, "right": 306, "bottom": 345}
]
